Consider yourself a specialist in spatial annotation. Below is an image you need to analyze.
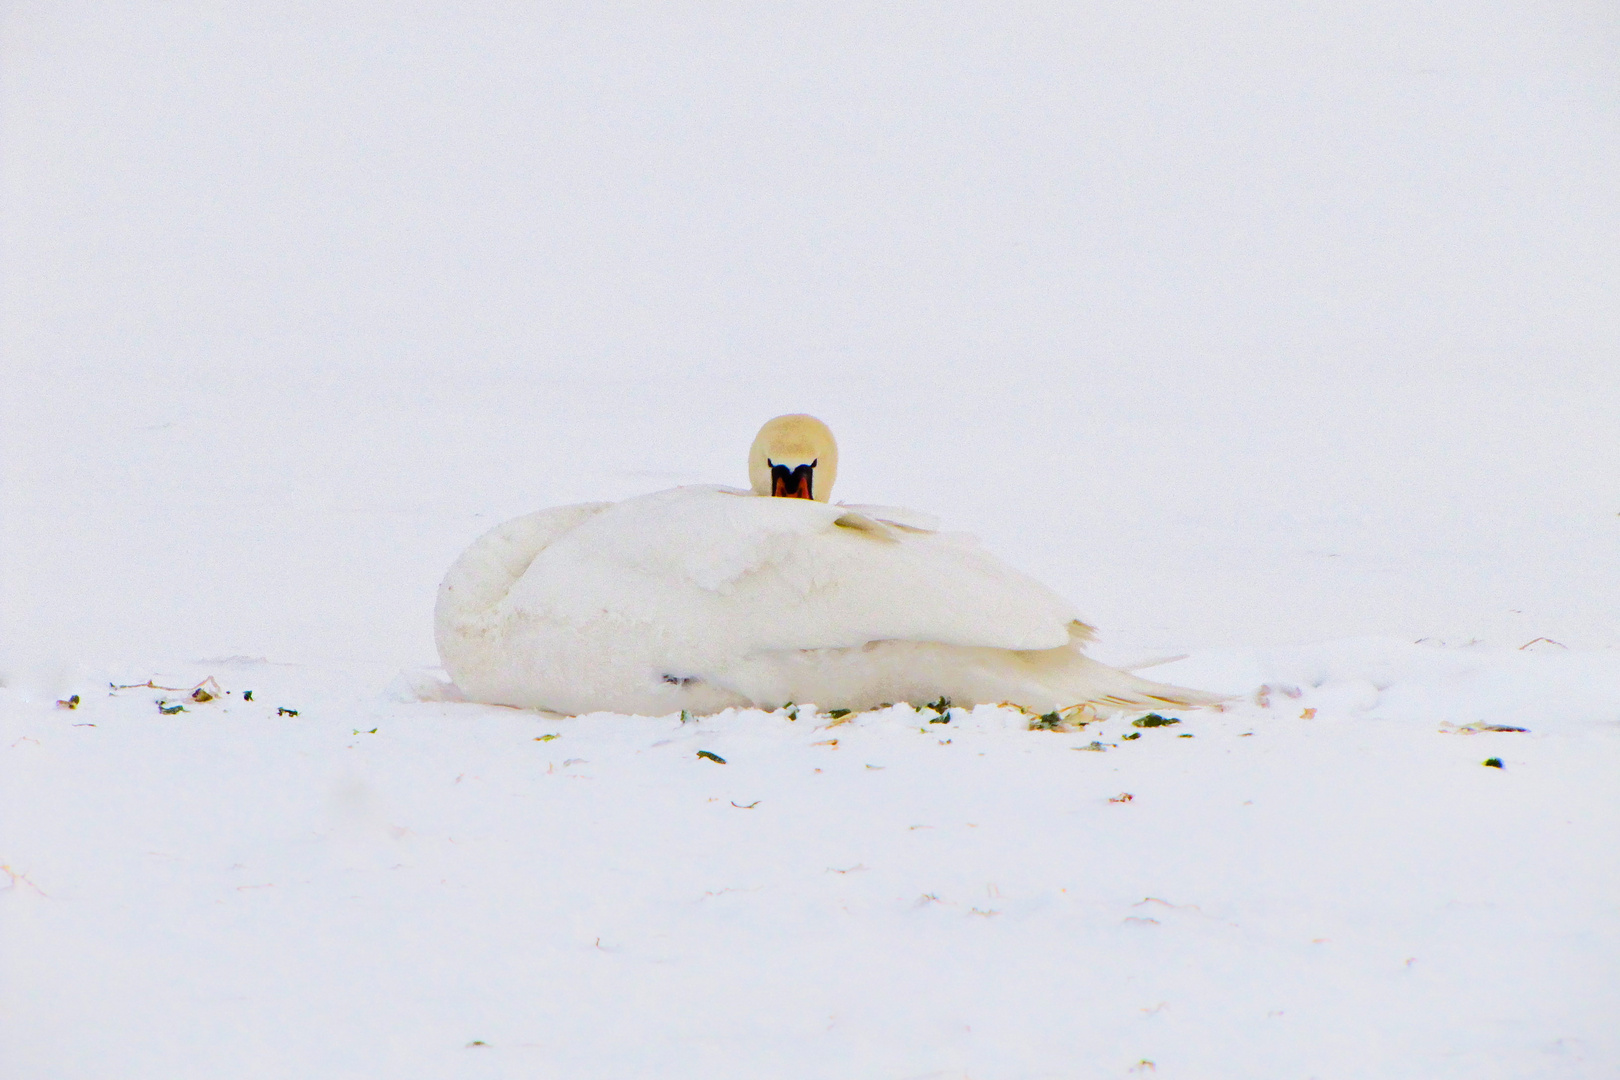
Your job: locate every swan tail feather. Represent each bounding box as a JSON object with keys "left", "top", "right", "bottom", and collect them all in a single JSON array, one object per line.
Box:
[{"left": 1040, "top": 650, "right": 1228, "bottom": 715}]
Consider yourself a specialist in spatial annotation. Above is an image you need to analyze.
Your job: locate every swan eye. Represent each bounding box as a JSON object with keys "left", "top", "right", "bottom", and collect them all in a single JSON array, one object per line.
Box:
[{"left": 769, "top": 461, "right": 815, "bottom": 499}]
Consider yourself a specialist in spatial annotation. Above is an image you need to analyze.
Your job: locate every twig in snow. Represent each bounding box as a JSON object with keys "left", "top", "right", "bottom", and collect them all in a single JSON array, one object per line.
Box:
[
  {"left": 1, "top": 865, "right": 49, "bottom": 897},
  {"left": 1135, "top": 897, "right": 1203, "bottom": 913},
  {"left": 113, "top": 677, "right": 222, "bottom": 702}
]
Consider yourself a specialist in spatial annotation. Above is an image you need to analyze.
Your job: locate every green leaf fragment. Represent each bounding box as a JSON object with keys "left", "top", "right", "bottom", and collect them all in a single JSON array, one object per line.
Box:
[
  {"left": 1132, "top": 713, "right": 1180, "bottom": 728},
  {"left": 696, "top": 750, "right": 726, "bottom": 764},
  {"left": 1483, "top": 757, "right": 1504, "bottom": 769},
  {"left": 826, "top": 709, "right": 851, "bottom": 719},
  {"left": 535, "top": 733, "right": 559, "bottom": 741}
]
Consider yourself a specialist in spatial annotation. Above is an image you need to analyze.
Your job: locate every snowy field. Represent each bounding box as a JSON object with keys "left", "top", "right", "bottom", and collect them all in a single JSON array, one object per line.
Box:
[{"left": 3, "top": 3, "right": 1618, "bottom": 1078}]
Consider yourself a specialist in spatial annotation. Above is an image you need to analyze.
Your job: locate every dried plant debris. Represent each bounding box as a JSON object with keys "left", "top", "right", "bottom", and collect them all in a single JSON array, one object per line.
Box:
[
  {"left": 826, "top": 709, "right": 852, "bottom": 720},
  {"left": 696, "top": 750, "right": 726, "bottom": 764},
  {"left": 1253, "top": 684, "right": 1303, "bottom": 708},
  {"left": 1029, "top": 703, "right": 1098, "bottom": 731},
  {"left": 1483, "top": 757, "right": 1505, "bottom": 769},
  {"left": 277, "top": 707, "right": 299, "bottom": 717},
  {"left": 1440, "top": 721, "right": 1530, "bottom": 734},
  {"left": 56, "top": 695, "right": 80, "bottom": 710},
  {"left": 189, "top": 678, "right": 223, "bottom": 702},
  {"left": 115, "top": 677, "right": 223, "bottom": 702},
  {"left": 158, "top": 702, "right": 186, "bottom": 715}
]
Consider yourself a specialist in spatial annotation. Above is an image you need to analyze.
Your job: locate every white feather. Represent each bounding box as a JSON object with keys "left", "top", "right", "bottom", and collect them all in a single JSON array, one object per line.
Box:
[{"left": 436, "top": 485, "right": 1221, "bottom": 717}]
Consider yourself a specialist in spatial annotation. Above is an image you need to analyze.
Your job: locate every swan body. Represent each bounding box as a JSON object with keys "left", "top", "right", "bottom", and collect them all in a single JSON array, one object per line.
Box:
[{"left": 435, "top": 418, "right": 1220, "bottom": 717}]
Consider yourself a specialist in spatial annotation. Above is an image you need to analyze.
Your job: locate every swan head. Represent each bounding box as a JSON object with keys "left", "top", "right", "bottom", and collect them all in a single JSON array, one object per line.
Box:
[{"left": 748, "top": 414, "right": 838, "bottom": 501}]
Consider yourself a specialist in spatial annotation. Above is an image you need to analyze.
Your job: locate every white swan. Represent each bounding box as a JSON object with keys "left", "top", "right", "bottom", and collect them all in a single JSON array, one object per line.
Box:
[{"left": 435, "top": 414, "right": 1221, "bottom": 717}]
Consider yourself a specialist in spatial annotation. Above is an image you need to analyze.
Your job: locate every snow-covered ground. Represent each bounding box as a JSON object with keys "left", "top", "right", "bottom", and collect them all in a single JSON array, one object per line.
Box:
[
  {"left": 4, "top": 646, "right": 1618, "bottom": 1078},
  {"left": 3, "top": 3, "right": 1617, "bottom": 1077}
]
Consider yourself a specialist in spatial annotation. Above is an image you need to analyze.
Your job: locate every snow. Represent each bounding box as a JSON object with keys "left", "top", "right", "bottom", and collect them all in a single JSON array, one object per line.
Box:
[
  {"left": 5, "top": 652, "right": 1618, "bottom": 1078},
  {"left": 3, "top": 3, "right": 1618, "bottom": 1077}
]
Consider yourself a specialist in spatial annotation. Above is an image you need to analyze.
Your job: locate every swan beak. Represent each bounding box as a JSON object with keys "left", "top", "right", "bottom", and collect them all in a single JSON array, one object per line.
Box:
[{"left": 769, "top": 460, "right": 816, "bottom": 499}]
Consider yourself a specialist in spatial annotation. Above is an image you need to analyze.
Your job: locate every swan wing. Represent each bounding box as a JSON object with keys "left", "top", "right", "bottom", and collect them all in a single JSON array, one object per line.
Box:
[
  {"left": 435, "top": 501, "right": 613, "bottom": 650},
  {"left": 835, "top": 503, "right": 942, "bottom": 532},
  {"left": 506, "top": 486, "right": 1080, "bottom": 655}
]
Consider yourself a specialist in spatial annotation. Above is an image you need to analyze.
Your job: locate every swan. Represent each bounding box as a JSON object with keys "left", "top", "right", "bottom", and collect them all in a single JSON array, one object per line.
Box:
[{"left": 435, "top": 414, "right": 1221, "bottom": 717}]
